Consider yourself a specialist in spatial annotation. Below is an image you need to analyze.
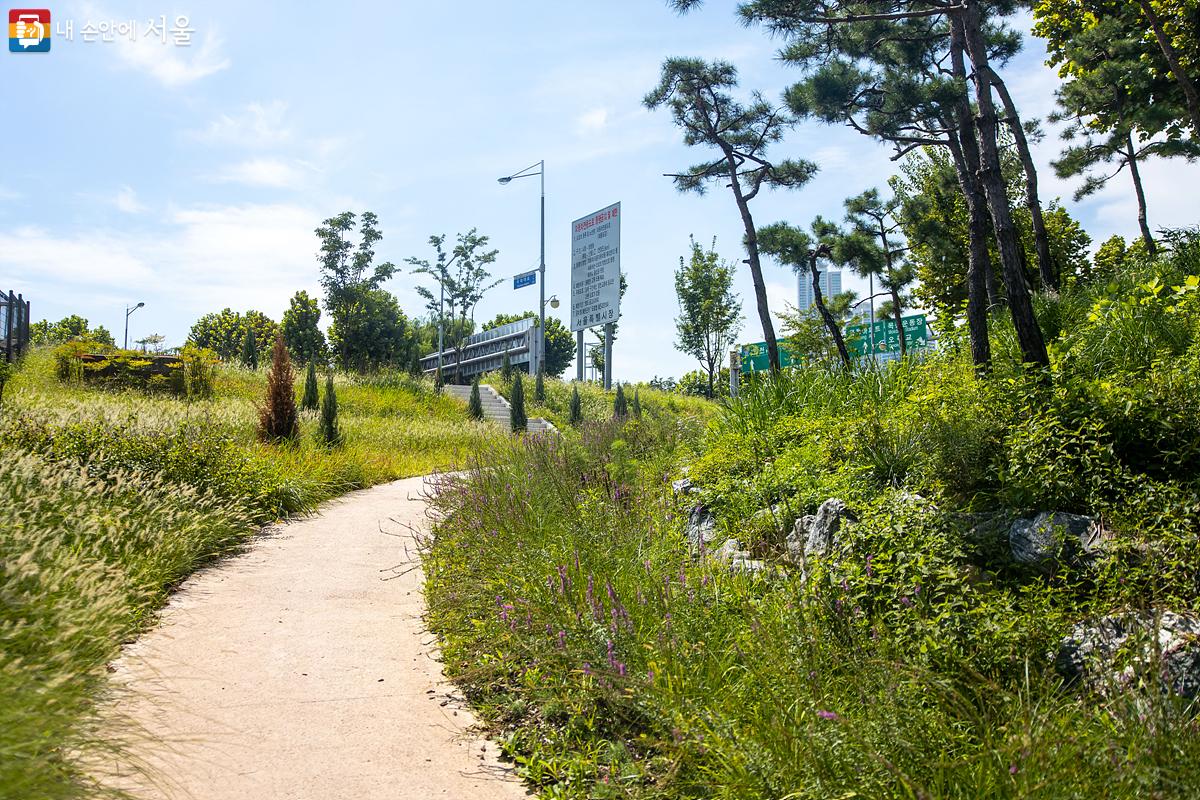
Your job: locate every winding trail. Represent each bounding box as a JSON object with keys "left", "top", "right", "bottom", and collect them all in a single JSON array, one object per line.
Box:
[{"left": 105, "top": 475, "right": 528, "bottom": 800}]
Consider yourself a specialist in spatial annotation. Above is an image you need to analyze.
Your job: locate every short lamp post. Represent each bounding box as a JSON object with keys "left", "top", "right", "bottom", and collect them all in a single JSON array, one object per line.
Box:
[
  {"left": 124, "top": 301, "right": 144, "bottom": 350},
  {"left": 497, "top": 160, "right": 545, "bottom": 375}
]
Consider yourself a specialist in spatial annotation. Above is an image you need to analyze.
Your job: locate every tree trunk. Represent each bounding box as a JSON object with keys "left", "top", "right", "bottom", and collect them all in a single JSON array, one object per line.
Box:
[
  {"left": 1137, "top": 0, "right": 1200, "bottom": 133},
  {"left": 989, "top": 69, "right": 1056, "bottom": 291},
  {"left": 959, "top": 5, "right": 1049, "bottom": 367},
  {"left": 809, "top": 246, "right": 852, "bottom": 366},
  {"left": 948, "top": 34, "right": 992, "bottom": 372},
  {"left": 1126, "top": 132, "right": 1158, "bottom": 256},
  {"left": 727, "top": 155, "right": 781, "bottom": 372}
]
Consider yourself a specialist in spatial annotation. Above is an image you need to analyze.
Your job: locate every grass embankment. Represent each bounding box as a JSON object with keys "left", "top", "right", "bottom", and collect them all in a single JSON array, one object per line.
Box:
[
  {"left": 0, "top": 350, "right": 498, "bottom": 799},
  {"left": 426, "top": 239, "right": 1200, "bottom": 798}
]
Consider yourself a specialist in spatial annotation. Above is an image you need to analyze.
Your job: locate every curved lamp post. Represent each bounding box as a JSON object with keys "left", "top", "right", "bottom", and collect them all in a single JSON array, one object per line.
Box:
[
  {"left": 497, "top": 160, "right": 545, "bottom": 374},
  {"left": 124, "top": 301, "right": 144, "bottom": 350}
]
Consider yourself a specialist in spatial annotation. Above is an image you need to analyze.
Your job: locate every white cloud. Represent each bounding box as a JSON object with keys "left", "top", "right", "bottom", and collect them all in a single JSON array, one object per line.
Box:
[
  {"left": 209, "top": 158, "right": 310, "bottom": 189},
  {"left": 114, "top": 185, "right": 146, "bottom": 214},
  {"left": 576, "top": 108, "right": 609, "bottom": 136},
  {"left": 109, "top": 24, "right": 229, "bottom": 87},
  {"left": 0, "top": 186, "right": 20, "bottom": 202},
  {"left": 194, "top": 101, "right": 293, "bottom": 147}
]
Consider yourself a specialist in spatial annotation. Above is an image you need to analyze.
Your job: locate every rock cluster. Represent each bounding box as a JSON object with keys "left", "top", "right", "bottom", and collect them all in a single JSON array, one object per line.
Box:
[
  {"left": 1009, "top": 511, "right": 1106, "bottom": 572},
  {"left": 785, "top": 499, "right": 858, "bottom": 570},
  {"left": 1055, "top": 610, "right": 1200, "bottom": 699}
]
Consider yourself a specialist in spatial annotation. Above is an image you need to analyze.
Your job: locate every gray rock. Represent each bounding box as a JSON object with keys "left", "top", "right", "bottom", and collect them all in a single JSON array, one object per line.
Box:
[
  {"left": 1009, "top": 512, "right": 1105, "bottom": 571},
  {"left": 728, "top": 557, "right": 767, "bottom": 575},
  {"left": 713, "top": 538, "right": 751, "bottom": 564},
  {"left": 686, "top": 505, "right": 717, "bottom": 557},
  {"left": 786, "top": 499, "right": 857, "bottom": 565},
  {"left": 1056, "top": 611, "right": 1200, "bottom": 699},
  {"left": 956, "top": 512, "right": 1015, "bottom": 549},
  {"left": 672, "top": 478, "right": 696, "bottom": 496}
]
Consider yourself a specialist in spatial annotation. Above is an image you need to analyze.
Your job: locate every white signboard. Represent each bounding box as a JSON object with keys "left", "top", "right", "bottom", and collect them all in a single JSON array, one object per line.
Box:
[{"left": 570, "top": 201, "right": 621, "bottom": 332}]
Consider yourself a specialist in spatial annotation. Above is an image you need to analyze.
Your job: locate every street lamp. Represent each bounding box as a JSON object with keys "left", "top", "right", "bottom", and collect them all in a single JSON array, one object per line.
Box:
[
  {"left": 124, "top": 301, "right": 144, "bottom": 350},
  {"left": 497, "top": 159, "right": 545, "bottom": 375}
]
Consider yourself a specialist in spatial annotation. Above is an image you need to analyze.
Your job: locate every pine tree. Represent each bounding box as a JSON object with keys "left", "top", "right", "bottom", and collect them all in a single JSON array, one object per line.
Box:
[
  {"left": 320, "top": 373, "right": 342, "bottom": 445},
  {"left": 302, "top": 361, "right": 319, "bottom": 411},
  {"left": 509, "top": 374, "right": 527, "bottom": 433},
  {"left": 613, "top": 384, "right": 628, "bottom": 420},
  {"left": 241, "top": 326, "right": 259, "bottom": 370},
  {"left": 535, "top": 368, "right": 545, "bottom": 403},
  {"left": 468, "top": 377, "right": 484, "bottom": 421},
  {"left": 258, "top": 334, "right": 299, "bottom": 442},
  {"left": 569, "top": 385, "right": 583, "bottom": 426},
  {"left": 631, "top": 388, "right": 642, "bottom": 419}
]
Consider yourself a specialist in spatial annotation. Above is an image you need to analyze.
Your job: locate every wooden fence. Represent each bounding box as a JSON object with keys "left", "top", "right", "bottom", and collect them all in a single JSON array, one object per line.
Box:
[{"left": 2, "top": 290, "right": 30, "bottom": 363}]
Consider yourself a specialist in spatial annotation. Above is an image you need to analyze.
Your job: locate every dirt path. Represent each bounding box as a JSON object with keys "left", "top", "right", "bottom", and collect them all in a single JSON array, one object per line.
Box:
[{"left": 104, "top": 475, "right": 528, "bottom": 800}]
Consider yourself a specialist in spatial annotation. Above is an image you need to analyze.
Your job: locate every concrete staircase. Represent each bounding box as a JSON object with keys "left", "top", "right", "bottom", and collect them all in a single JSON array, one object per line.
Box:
[{"left": 443, "top": 383, "right": 558, "bottom": 435}]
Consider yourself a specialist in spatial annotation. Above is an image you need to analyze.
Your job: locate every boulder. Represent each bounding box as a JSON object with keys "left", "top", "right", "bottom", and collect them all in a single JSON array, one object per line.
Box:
[
  {"left": 786, "top": 499, "right": 858, "bottom": 565},
  {"left": 672, "top": 477, "right": 696, "bottom": 496},
  {"left": 686, "top": 505, "right": 717, "bottom": 557},
  {"left": 1055, "top": 610, "right": 1200, "bottom": 699},
  {"left": 1009, "top": 512, "right": 1105, "bottom": 571},
  {"left": 713, "top": 538, "right": 751, "bottom": 564}
]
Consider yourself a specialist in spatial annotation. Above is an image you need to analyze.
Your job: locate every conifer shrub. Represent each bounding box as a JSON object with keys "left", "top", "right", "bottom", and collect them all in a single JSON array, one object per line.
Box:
[
  {"left": 302, "top": 361, "right": 319, "bottom": 411},
  {"left": 569, "top": 384, "right": 583, "bottom": 426},
  {"left": 258, "top": 334, "right": 299, "bottom": 442},
  {"left": 613, "top": 383, "right": 628, "bottom": 419},
  {"left": 320, "top": 373, "right": 342, "bottom": 446},
  {"left": 501, "top": 352, "right": 513, "bottom": 382},
  {"left": 241, "top": 326, "right": 259, "bottom": 370},
  {"left": 468, "top": 377, "right": 484, "bottom": 421},
  {"left": 631, "top": 387, "right": 642, "bottom": 419},
  {"left": 510, "top": 373, "right": 527, "bottom": 433}
]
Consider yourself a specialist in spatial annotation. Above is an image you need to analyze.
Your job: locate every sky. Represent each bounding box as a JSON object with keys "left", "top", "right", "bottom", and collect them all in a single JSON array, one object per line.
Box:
[{"left": 4, "top": 0, "right": 1200, "bottom": 382}]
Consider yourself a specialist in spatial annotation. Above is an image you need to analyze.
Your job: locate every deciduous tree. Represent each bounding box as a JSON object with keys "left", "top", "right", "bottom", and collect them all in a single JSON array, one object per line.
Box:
[{"left": 674, "top": 237, "right": 742, "bottom": 397}]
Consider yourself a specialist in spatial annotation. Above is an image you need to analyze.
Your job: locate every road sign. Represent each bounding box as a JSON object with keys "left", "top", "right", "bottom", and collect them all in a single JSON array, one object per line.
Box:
[
  {"left": 845, "top": 313, "right": 930, "bottom": 357},
  {"left": 513, "top": 270, "right": 536, "bottom": 289},
  {"left": 570, "top": 202, "right": 620, "bottom": 332},
  {"left": 739, "top": 341, "right": 799, "bottom": 373}
]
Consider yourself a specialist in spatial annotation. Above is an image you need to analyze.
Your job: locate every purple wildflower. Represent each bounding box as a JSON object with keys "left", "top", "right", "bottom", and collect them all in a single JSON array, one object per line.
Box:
[{"left": 816, "top": 710, "right": 839, "bottom": 721}]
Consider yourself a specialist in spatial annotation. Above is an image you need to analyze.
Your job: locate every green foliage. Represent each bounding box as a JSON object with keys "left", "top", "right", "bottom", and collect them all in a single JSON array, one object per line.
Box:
[
  {"left": 52, "top": 341, "right": 218, "bottom": 397},
  {"left": 0, "top": 360, "right": 11, "bottom": 402},
  {"left": 501, "top": 351, "right": 513, "bottom": 381},
  {"left": 612, "top": 384, "right": 628, "bottom": 419},
  {"left": 677, "top": 367, "right": 730, "bottom": 398},
  {"left": 281, "top": 290, "right": 328, "bottom": 364},
  {"left": 569, "top": 384, "right": 583, "bottom": 425},
  {"left": 30, "top": 315, "right": 115, "bottom": 347},
  {"left": 241, "top": 325, "right": 259, "bottom": 370},
  {"left": 510, "top": 374, "right": 527, "bottom": 433},
  {"left": 468, "top": 377, "right": 484, "bottom": 421},
  {"left": 631, "top": 388, "right": 642, "bottom": 419},
  {"left": 188, "top": 308, "right": 277, "bottom": 363},
  {"left": 674, "top": 237, "right": 742, "bottom": 396},
  {"left": 320, "top": 373, "right": 342, "bottom": 446},
  {"left": 484, "top": 313, "right": 575, "bottom": 379},
  {"left": 302, "top": 361, "right": 319, "bottom": 411}
]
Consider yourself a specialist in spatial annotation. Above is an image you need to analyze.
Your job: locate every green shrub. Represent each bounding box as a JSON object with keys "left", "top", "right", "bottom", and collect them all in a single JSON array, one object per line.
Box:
[
  {"left": 302, "top": 361, "right": 319, "bottom": 410},
  {"left": 320, "top": 373, "right": 342, "bottom": 446},
  {"left": 569, "top": 384, "right": 583, "bottom": 425},
  {"left": 510, "top": 373, "right": 527, "bottom": 433},
  {"left": 468, "top": 377, "right": 484, "bottom": 421},
  {"left": 613, "top": 384, "right": 628, "bottom": 419}
]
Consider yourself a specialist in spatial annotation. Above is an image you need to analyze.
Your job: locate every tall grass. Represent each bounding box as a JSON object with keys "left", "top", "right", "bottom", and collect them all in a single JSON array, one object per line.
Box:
[{"left": 0, "top": 349, "right": 502, "bottom": 798}]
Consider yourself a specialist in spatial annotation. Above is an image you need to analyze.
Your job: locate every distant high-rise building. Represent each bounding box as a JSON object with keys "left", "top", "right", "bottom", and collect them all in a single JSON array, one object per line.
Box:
[{"left": 797, "top": 267, "right": 842, "bottom": 311}]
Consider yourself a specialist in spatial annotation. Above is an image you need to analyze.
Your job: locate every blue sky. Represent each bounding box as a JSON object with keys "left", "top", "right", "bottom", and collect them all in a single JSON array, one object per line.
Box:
[{"left": 4, "top": 0, "right": 1199, "bottom": 381}]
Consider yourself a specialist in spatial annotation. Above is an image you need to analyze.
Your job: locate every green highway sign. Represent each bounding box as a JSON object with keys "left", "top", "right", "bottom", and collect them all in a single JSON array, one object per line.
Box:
[
  {"left": 739, "top": 341, "right": 798, "bottom": 373},
  {"left": 845, "top": 314, "right": 930, "bottom": 357}
]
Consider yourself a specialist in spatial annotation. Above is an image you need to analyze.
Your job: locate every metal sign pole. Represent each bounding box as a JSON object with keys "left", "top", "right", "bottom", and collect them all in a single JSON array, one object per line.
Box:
[
  {"left": 602, "top": 323, "right": 613, "bottom": 391},
  {"left": 576, "top": 329, "right": 584, "bottom": 381},
  {"left": 729, "top": 349, "right": 740, "bottom": 398}
]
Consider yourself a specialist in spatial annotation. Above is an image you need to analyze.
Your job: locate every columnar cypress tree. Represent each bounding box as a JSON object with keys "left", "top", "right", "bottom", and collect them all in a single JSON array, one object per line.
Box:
[
  {"left": 320, "top": 373, "right": 342, "bottom": 445},
  {"left": 468, "top": 376, "right": 484, "bottom": 421},
  {"left": 535, "top": 368, "right": 545, "bottom": 403},
  {"left": 302, "top": 361, "right": 319, "bottom": 411},
  {"left": 241, "top": 326, "right": 259, "bottom": 370},
  {"left": 631, "top": 388, "right": 642, "bottom": 419},
  {"left": 258, "top": 334, "right": 299, "bottom": 442},
  {"left": 501, "top": 351, "right": 513, "bottom": 382},
  {"left": 569, "top": 385, "right": 583, "bottom": 426},
  {"left": 510, "top": 374, "right": 527, "bottom": 433},
  {"left": 613, "top": 384, "right": 628, "bottom": 419}
]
